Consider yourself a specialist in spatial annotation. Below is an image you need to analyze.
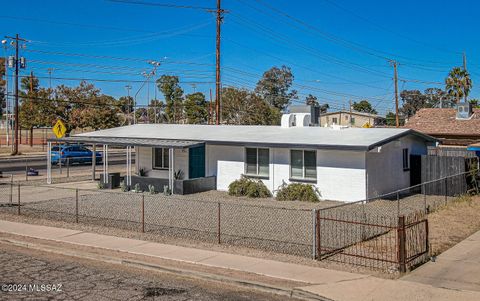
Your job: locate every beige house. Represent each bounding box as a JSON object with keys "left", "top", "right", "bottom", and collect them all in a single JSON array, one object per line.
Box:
[{"left": 319, "top": 111, "right": 385, "bottom": 128}]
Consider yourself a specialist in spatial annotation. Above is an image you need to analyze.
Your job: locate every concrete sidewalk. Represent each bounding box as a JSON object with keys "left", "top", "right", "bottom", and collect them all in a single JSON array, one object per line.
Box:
[
  {"left": 403, "top": 230, "right": 480, "bottom": 292},
  {"left": 1, "top": 220, "right": 479, "bottom": 301}
]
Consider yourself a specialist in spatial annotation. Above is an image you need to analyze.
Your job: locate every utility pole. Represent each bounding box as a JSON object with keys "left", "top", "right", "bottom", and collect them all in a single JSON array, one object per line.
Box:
[
  {"left": 463, "top": 51, "right": 468, "bottom": 103},
  {"left": 349, "top": 99, "right": 352, "bottom": 126},
  {"left": 209, "top": 88, "right": 213, "bottom": 124},
  {"left": 2, "top": 39, "right": 9, "bottom": 146},
  {"left": 47, "top": 68, "right": 54, "bottom": 89},
  {"left": 390, "top": 60, "right": 400, "bottom": 128},
  {"left": 215, "top": 0, "right": 224, "bottom": 125},
  {"left": 29, "top": 71, "right": 33, "bottom": 93},
  {"left": 125, "top": 84, "right": 132, "bottom": 124},
  {"left": 5, "top": 34, "right": 27, "bottom": 155}
]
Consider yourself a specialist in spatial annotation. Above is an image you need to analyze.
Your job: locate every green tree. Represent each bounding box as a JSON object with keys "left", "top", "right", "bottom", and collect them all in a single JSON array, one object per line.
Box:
[
  {"left": 399, "top": 90, "right": 430, "bottom": 118},
  {"left": 318, "top": 103, "right": 329, "bottom": 114},
  {"left": 352, "top": 100, "right": 377, "bottom": 115},
  {"left": 118, "top": 96, "right": 134, "bottom": 114},
  {"left": 20, "top": 74, "right": 39, "bottom": 93},
  {"left": 255, "top": 65, "right": 297, "bottom": 111},
  {"left": 385, "top": 111, "right": 404, "bottom": 126},
  {"left": 305, "top": 94, "right": 318, "bottom": 106},
  {"left": 222, "top": 87, "right": 281, "bottom": 125},
  {"left": 469, "top": 99, "right": 480, "bottom": 108},
  {"left": 156, "top": 75, "right": 184, "bottom": 123},
  {"left": 184, "top": 92, "right": 208, "bottom": 124},
  {"left": 445, "top": 67, "right": 472, "bottom": 103}
]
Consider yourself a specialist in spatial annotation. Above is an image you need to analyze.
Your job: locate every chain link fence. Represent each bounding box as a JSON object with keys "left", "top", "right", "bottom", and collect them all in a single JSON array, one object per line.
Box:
[{"left": 0, "top": 170, "right": 477, "bottom": 272}]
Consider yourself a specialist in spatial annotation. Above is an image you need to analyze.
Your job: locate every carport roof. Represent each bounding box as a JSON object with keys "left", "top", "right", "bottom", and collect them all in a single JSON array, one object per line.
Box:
[
  {"left": 48, "top": 136, "right": 204, "bottom": 149},
  {"left": 50, "top": 123, "right": 436, "bottom": 151}
]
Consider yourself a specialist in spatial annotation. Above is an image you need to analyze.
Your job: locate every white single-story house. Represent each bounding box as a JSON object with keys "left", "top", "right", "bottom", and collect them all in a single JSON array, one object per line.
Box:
[{"left": 48, "top": 118, "right": 436, "bottom": 202}]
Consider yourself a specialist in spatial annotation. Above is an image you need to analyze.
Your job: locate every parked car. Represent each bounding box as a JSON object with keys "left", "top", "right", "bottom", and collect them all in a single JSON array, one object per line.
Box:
[{"left": 51, "top": 145, "right": 102, "bottom": 165}]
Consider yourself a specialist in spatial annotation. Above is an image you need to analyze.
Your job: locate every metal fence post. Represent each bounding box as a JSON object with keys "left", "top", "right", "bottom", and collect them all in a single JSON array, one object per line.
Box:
[
  {"left": 316, "top": 209, "right": 321, "bottom": 260},
  {"left": 425, "top": 219, "right": 429, "bottom": 255},
  {"left": 396, "top": 191, "right": 400, "bottom": 217},
  {"left": 17, "top": 184, "right": 21, "bottom": 215},
  {"left": 397, "top": 216, "right": 406, "bottom": 273},
  {"left": 423, "top": 183, "right": 427, "bottom": 214},
  {"left": 312, "top": 209, "right": 317, "bottom": 259},
  {"left": 9, "top": 175, "right": 13, "bottom": 204},
  {"left": 67, "top": 158, "right": 70, "bottom": 178},
  {"left": 141, "top": 194, "right": 145, "bottom": 233},
  {"left": 217, "top": 202, "right": 221, "bottom": 244},
  {"left": 59, "top": 157, "right": 62, "bottom": 175},
  {"left": 444, "top": 177, "right": 448, "bottom": 205},
  {"left": 75, "top": 189, "right": 79, "bottom": 223}
]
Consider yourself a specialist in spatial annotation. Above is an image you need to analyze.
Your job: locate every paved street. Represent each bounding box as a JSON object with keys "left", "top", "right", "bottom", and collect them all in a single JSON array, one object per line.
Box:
[{"left": 0, "top": 242, "right": 294, "bottom": 301}]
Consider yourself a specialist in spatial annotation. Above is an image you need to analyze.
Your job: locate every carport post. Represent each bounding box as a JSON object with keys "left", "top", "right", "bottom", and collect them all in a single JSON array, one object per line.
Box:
[
  {"left": 126, "top": 146, "right": 132, "bottom": 187},
  {"left": 91, "top": 144, "right": 96, "bottom": 181},
  {"left": 47, "top": 141, "right": 52, "bottom": 184},
  {"left": 168, "top": 148, "right": 174, "bottom": 194},
  {"left": 312, "top": 209, "right": 317, "bottom": 259}
]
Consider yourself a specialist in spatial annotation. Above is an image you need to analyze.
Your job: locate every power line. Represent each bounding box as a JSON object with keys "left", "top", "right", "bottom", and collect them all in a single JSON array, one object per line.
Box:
[
  {"left": 107, "top": 0, "right": 215, "bottom": 10},
  {"left": 319, "top": 0, "right": 462, "bottom": 56}
]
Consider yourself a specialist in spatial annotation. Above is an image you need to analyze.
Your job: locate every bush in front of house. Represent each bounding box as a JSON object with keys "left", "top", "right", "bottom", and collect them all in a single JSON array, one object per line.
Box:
[
  {"left": 276, "top": 183, "right": 319, "bottom": 202},
  {"left": 228, "top": 177, "right": 272, "bottom": 198}
]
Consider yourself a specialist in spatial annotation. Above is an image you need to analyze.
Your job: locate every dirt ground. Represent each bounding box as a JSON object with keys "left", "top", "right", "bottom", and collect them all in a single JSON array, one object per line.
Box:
[{"left": 428, "top": 195, "right": 480, "bottom": 256}]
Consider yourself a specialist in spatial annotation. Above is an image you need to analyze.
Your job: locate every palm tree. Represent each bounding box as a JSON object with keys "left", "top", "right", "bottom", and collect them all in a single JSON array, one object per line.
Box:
[{"left": 445, "top": 67, "right": 472, "bottom": 103}]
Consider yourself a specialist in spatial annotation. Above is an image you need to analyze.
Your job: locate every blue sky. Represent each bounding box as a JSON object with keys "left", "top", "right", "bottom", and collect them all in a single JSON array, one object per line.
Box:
[{"left": 1, "top": 0, "right": 479, "bottom": 115}]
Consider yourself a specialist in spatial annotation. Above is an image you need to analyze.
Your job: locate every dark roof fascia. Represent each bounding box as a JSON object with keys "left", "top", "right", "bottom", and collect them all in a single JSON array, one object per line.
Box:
[
  {"left": 47, "top": 136, "right": 205, "bottom": 149},
  {"left": 367, "top": 129, "right": 437, "bottom": 151}
]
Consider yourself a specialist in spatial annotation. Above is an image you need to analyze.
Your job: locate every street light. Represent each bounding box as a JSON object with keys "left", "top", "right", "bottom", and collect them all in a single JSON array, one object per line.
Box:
[{"left": 133, "top": 62, "right": 161, "bottom": 125}]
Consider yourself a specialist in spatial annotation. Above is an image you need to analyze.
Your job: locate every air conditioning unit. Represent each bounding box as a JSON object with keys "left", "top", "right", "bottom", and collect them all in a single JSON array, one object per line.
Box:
[{"left": 456, "top": 102, "right": 473, "bottom": 120}]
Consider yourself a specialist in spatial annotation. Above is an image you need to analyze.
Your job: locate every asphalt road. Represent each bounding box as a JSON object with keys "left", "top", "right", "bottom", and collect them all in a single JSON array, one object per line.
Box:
[
  {"left": 0, "top": 242, "right": 293, "bottom": 301},
  {"left": 0, "top": 153, "right": 131, "bottom": 174}
]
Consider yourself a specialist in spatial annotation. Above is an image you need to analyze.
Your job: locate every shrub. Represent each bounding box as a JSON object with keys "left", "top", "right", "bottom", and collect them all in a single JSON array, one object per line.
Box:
[
  {"left": 228, "top": 177, "right": 272, "bottom": 198},
  {"left": 148, "top": 184, "right": 156, "bottom": 195},
  {"left": 120, "top": 180, "right": 129, "bottom": 192},
  {"left": 133, "top": 183, "right": 142, "bottom": 193},
  {"left": 276, "top": 183, "right": 319, "bottom": 202}
]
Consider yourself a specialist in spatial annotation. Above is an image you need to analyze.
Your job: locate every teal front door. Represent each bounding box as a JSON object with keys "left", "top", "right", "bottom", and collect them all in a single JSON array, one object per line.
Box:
[{"left": 189, "top": 145, "right": 205, "bottom": 179}]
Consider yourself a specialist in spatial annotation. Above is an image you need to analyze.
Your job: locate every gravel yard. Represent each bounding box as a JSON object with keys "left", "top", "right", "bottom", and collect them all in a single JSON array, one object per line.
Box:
[{"left": 0, "top": 179, "right": 470, "bottom": 275}]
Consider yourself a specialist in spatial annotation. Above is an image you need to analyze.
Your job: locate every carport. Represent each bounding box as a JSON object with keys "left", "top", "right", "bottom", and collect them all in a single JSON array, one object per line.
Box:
[{"left": 46, "top": 136, "right": 204, "bottom": 193}]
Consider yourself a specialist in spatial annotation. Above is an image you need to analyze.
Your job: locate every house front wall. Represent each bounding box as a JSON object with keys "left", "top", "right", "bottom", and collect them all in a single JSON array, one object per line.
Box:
[
  {"left": 206, "top": 144, "right": 367, "bottom": 202},
  {"left": 136, "top": 146, "right": 189, "bottom": 179},
  {"left": 320, "top": 113, "right": 375, "bottom": 128},
  {"left": 366, "top": 135, "right": 428, "bottom": 198}
]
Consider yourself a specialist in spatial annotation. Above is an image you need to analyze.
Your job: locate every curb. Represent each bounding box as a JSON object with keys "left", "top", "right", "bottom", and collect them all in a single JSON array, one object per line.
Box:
[{"left": 0, "top": 236, "right": 327, "bottom": 301}]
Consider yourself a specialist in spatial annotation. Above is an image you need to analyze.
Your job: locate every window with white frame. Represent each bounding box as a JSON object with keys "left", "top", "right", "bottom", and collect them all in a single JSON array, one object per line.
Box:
[
  {"left": 402, "top": 148, "right": 410, "bottom": 171},
  {"left": 245, "top": 147, "right": 269, "bottom": 177},
  {"left": 290, "top": 150, "right": 317, "bottom": 180},
  {"left": 153, "top": 148, "right": 169, "bottom": 169}
]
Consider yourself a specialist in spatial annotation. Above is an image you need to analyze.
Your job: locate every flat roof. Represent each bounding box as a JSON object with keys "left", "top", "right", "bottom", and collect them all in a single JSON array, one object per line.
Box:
[{"left": 55, "top": 124, "right": 436, "bottom": 151}]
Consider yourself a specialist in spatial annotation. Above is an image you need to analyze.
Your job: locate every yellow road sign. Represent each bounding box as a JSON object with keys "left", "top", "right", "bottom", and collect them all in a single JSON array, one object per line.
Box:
[
  {"left": 52, "top": 119, "right": 67, "bottom": 138},
  {"left": 362, "top": 122, "right": 373, "bottom": 128}
]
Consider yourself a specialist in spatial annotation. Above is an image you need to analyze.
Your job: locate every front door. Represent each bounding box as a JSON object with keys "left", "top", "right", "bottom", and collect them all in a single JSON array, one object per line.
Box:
[{"left": 189, "top": 145, "right": 205, "bottom": 179}]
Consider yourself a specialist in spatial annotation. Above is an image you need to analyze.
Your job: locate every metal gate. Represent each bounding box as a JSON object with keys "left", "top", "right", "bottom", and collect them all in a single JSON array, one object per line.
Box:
[{"left": 315, "top": 209, "right": 429, "bottom": 272}]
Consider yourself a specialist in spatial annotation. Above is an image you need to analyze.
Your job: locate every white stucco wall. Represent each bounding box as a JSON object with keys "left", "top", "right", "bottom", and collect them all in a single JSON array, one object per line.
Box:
[
  {"left": 206, "top": 144, "right": 367, "bottom": 202},
  {"left": 366, "top": 135, "right": 428, "bottom": 198},
  {"left": 136, "top": 147, "right": 189, "bottom": 179}
]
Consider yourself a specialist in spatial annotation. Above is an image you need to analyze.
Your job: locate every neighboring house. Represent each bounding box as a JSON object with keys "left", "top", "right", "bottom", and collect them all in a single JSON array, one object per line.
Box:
[
  {"left": 319, "top": 110, "right": 385, "bottom": 128},
  {"left": 50, "top": 114, "right": 435, "bottom": 202},
  {"left": 405, "top": 103, "right": 480, "bottom": 146}
]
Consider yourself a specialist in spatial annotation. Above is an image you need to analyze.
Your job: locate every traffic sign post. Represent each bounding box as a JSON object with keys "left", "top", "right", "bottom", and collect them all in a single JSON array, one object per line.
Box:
[{"left": 52, "top": 119, "right": 67, "bottom": 139}]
